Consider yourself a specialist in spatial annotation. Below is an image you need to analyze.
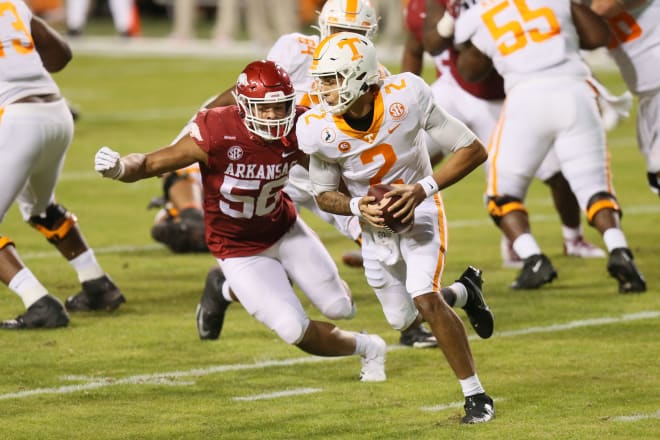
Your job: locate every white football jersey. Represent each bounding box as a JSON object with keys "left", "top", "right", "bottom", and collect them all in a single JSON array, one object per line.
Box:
[
  {"left": 604, "top": 1, "right": 660, "bottom": 94},
  {"left": 0, "top": 1, "right": 59, "bottom": 107},
  {"left": 267, "top": 32, "right": 319, "bottom": 105},
  {"left": 454, "top": 0, "right": 590, "bottom": 92},
  {"left": 298, "top": 72, "right": 464, "bottom": 198}
]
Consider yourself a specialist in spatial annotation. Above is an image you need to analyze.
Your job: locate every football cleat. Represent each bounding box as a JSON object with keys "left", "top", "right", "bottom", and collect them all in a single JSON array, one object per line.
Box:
[
  {"left": 1, "top": 295, "right": 69, "bottom": 329},
  {"left": 196, "top": 266, "right": 231, "bottom": 340},
  {"left": 399, "top": 323, "right": 437, "bottom": 348},
  {"left": 360, "top": 334, "right": 387, "bottom": 382},
  {"left": 65, "top": 275, "right": 125, "bottom": 312},
  {"left": 607, "top": 248, "right": 646, "bottom": 293},
  {"left": 341, "top": 250, "right": 364, "bottom": 268},
  {"left": 511, "top": 254, "right": 557, "bottom": 290},
  {"left": 462, "top": 393, "right": 495, "bottom": 424},
  {"left": 457, "top": 266, "right": 494, "bottom": 339},
  {"left": 563, "top": 236, "right": 606, "bottom": 258}
]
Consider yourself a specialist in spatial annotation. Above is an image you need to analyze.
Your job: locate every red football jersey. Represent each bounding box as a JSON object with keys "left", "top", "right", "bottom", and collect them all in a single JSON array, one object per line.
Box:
[{"left": 191, "top": 106, "right": 306, "bottom": 258}]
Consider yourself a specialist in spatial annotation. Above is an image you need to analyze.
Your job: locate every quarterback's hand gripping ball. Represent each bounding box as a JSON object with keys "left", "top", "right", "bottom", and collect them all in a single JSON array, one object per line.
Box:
[
  {"left": 95, "top": 146, "right": 124, "bottom": 179},
  {"left": 367, "top": 184, "right": 414, "bottom": 233}
]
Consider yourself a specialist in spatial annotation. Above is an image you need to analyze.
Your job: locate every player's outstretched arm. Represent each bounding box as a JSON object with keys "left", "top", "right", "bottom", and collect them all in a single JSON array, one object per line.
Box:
[{"left": 94, "top": 136, "right": 208, "bottom": 183}]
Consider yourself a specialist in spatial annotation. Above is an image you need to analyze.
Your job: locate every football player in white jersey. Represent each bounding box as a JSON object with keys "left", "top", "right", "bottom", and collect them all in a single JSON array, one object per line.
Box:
[
  {"left": 419, "top": 0, "right": 625, "bottom": 268},
  {"left": 453, "top": 1, "right": 646, "bottom": 293},
  {"left": 299, "top": 32, "right": 495, "bottom": 424},
  {"left": 149, "top": 0, "right": 453, "bottom": 349},
  {"left": 0, "top": 1, "right": 125, "bottom": 330},
  {"left": 589, "top": 0, "right": 660, "bottom": 198}
]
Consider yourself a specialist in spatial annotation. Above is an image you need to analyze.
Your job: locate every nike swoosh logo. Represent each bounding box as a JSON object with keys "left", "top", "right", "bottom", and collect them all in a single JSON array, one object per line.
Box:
[
  {"left": 196, "top": 304, "right": 210, "bottom": 338},
  {"left": 387, "top": 123, "right": 401, "bottom": 134},
  {"left": 282, "top": 150, "right": 297, "bottom": 158},
  {"left": 531, "top": 259, "right": 543, "bottom": 273}
]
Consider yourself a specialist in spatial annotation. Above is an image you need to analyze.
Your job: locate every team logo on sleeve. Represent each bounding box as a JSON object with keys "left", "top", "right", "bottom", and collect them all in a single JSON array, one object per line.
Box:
[
  {"left": 227, "top": 145, "right": 244, "bottom": 161},
  {"left": 389, "top": 102, "right": 408, "bottom": 121},
  {"left": 321, "top": 127, "right": 336, "bottom": 143}
]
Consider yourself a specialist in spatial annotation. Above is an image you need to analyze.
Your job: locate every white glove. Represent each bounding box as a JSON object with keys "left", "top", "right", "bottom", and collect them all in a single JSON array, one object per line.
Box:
[
  {"left": 436, "top": 11, "right": 455, "bottom": 38},
  {"left": 95, "top": 146, "right": 124, "bottom": 179}
]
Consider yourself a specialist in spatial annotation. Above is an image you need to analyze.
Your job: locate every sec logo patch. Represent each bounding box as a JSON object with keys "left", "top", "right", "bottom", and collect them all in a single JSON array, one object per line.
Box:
[
  {"left": 389, "top": 102, "right": 407, "bottom": 121},
  {"left": 227, "top": 145, "right": 244, "bottom": 161}
]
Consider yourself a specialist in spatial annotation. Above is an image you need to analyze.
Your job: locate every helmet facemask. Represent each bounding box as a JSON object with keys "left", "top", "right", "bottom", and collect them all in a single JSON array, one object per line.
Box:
[{"left": 234, "top": 90, "right": 296, "bottom": 140}]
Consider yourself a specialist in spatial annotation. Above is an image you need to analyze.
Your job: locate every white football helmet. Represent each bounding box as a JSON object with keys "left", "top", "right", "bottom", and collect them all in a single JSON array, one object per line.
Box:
[
  {"left": 232, "top": 60, "right": 296, "bottom": 140},
  {"left": 318, "top": 0, "right": 379, "bottom": 39},
  {"left": 309, "top": 32, "right": 380, "bottom": 115}
]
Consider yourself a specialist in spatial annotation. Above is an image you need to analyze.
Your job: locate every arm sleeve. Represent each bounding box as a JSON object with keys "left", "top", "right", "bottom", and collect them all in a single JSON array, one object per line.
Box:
[
  {"left": 308, "top": 154, "right": 343, "bottom": 195},
  {"left": 425, "top": 102, "right": 478, "bottom": 153}
]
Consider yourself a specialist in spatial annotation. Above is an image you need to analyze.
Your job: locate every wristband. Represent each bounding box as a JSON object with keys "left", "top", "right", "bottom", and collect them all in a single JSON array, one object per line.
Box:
[
  {"left": 436, "top": 11, "right": 455, "bottom": 38},
  {"left": 349, "top": 197, "right": 363, "bottom": 217},
  {"left": 418, "top": 176, "right": 439, "bottom": 197}
]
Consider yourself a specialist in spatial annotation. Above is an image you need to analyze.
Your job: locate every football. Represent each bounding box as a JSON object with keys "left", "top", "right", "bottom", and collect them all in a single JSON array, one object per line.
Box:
[{"left": 367, "top": 184, "right": 413, "bottom": 233}]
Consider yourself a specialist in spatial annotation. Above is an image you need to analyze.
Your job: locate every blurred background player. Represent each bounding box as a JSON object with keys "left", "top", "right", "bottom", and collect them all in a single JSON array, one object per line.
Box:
[
  {"left": 404, "top": 0, "right": 631, "bottom": 269},
  {"left": 94, "top": 60, "right": 388, "bottom": 383},
  {"left": 454, "top": 1, "right": 646, "bottom": 293},
  {"left": 588, "top": 0, "right": 660, "bottom": 199},
  {"left": 1, "top": 1, "right": 125, "bottom": 330},
  {"left": 65, "top": 0, "right": 140, "bottom": 37},
  {"left": 299, "top": 32, "right": 495, "bottom": 423}
]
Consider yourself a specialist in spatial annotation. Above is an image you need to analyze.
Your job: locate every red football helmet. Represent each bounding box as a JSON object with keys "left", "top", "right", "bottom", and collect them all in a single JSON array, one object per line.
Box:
[{"left": 232, "top": 60, "right": 296, "bottom": 140}]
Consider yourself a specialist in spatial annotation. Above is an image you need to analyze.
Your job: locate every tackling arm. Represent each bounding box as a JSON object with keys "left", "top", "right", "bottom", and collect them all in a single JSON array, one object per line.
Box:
[{"left": 95, "top": 135, "right": 208, "bottom": 183}]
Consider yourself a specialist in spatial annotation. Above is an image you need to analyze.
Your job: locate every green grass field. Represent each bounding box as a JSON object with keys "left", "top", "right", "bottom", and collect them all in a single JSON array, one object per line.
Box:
[{"left": 0, "top": 51, "right": 658, "bottom": 440}]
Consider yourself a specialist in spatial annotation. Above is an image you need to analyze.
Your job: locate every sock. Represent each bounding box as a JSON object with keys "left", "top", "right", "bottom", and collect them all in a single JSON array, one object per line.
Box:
[
  {"left": 352, "top": 331, "right": 370, "bottom": 356},
  {"left": 459, "top": 374, "right": 485, "bottom": 397},
  {"left": 512, "top": 233, "right": 542, "bottom": 260},
  {"left": 221, "top": 280, "right": 233, "bottom": 303},
  {"left": 69, "top": 249, "right": 105, "bottom": 283},
  {"left": 603, "top": 228, "right": 628, "bottom": 252},
  {"left": 8, "top": 268, "right": 49, "bottom": 308},
  {"left": 561, "top": 224, "right": 582, "bottom": 241},
  {"left": 445, "top": 282, "right": 468, "bottom": 308}
]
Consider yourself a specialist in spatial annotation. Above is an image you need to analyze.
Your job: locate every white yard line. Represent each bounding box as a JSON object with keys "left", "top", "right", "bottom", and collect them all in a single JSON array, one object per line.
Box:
[
  {"left": 611, "top": 410, "right": 660, "bottom": 422},
  {"left": 0, "top": 311, "right": 657, "bottom": 401},
  {"left": 232, "top": 388, "right": 322, "bottom": 402}
]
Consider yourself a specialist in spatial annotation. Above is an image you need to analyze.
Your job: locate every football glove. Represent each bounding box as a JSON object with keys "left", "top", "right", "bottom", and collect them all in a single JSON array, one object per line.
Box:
[{"left": 95, "top": 146, "right": 124, "bottom": 179}]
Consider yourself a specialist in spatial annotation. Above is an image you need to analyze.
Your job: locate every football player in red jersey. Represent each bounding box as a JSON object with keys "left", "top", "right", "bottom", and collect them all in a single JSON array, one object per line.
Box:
[{"left": 94, "top": 60, "right": 388, "bottom": 382}]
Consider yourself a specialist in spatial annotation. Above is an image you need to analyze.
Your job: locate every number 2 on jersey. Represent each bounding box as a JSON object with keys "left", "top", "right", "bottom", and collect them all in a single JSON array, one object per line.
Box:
[
  {"left": 482, "top": 0, "right": 560, "bottom": 56},
  {"left": 0, "top": 2, "right": 34, "bottom": 57}
]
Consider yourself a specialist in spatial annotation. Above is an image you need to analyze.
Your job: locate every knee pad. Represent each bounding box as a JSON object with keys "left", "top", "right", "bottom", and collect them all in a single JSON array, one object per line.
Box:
[
  {"left": 374, "top": 285, "right": 418, "bottom": 331},
  {"left": 29, "top": 204, "right": 77, "bottom": 243},
  {"left": 487, "top": 196, "right": 527, "bottom": 226},
  {"left": 273, "top": 316, "right": 310, "bottom": 345},
  {"left": 321, "top": 297, "right": 355, "bottom": 320},
  {"left": 648, "top": 172, "right": 660, "bottom": 195},
  {"left": 0, "top": 235, "right": 15, "bottom": 250},
  {"left": 586, "top": 192, "right": 621, "bottom": 224}
]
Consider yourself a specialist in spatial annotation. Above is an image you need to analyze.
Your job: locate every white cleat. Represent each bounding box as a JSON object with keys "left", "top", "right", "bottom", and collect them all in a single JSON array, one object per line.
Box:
[
  {"left": 360, "top": 335, "right": 387, "bottom": 382},
  {"left": 564, "top": 236, "right": 606, "bottom": 258}
]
